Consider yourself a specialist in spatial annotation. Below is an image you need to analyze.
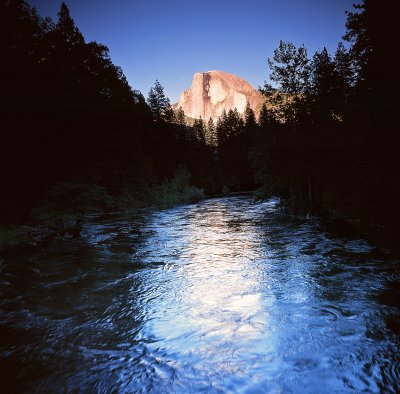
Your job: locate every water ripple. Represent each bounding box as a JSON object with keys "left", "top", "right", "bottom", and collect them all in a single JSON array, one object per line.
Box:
[{"left": 1, "top": 196, "right": 399, "bottom": 392}]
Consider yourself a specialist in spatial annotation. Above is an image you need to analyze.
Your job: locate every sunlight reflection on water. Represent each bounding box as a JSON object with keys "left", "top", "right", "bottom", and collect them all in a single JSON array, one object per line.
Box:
[
  {"left": 135, "top": 202, "right": 273, "bottom": 381},
  {"left": 1, "top": 197, "right": 400, "bottom": 393}
]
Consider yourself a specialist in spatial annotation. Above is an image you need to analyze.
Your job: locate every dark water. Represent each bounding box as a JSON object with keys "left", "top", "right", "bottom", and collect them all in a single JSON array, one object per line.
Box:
[{"left": 1, "top": 197, "right": 400, "bottom": 393}]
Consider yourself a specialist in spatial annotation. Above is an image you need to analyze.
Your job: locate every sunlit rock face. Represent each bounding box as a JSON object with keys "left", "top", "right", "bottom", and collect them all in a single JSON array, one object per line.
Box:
[{"left": 176, "top": 70, "right": 264, "bottom": 121}]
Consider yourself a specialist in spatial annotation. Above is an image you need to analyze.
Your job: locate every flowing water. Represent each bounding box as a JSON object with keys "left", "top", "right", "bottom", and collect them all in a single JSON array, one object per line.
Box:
[{"left": 1, "top": 196, "right": 400, "bottom": 393}]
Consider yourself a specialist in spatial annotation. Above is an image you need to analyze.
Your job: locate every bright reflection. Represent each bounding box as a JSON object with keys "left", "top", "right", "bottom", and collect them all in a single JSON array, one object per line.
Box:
[
  {"left": 145, "top": 201, "right": 274, "bottom": 361},
  {"left": 181, "top": 209, "right": 266, "bottom": 342}
]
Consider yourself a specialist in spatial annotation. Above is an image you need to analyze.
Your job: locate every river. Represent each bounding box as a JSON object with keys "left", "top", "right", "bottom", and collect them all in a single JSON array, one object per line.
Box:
[{"left": 1, "top": 196, "right": 399, "bottom": 392}]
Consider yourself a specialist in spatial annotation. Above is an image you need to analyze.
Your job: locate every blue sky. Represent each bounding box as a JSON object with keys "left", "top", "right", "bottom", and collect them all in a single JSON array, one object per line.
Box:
[{"left": 28, "top": 0, "right": 356, "bottom": 103}]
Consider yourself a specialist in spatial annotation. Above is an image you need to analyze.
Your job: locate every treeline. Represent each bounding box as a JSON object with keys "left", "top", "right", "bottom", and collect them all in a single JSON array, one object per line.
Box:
[
  {"left": 250, "top": 0, "right": 398, "bottom": 225},
  {"left": 179, "top": 106, "right": 259, "bottom": 193}
]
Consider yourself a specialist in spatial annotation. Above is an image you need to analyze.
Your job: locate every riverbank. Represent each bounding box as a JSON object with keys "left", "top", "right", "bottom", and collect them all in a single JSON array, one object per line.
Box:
[{"left": 0, "top": 166, "right": 208, "bottom": 252}]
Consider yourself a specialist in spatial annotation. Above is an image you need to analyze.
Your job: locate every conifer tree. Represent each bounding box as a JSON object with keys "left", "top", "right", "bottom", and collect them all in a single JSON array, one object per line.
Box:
[
  {"left": 244, "top": 102, "right": 257, "bottom": 130},
  {"left": 147, "top": 80, "right": 173, "bottom": 122},
  {"left": 258, "top": 105, "right": 271, "bottom": 128},
  {"left": 55, "top": 2, "right": 84, "bottom": 46},
  {"left": 175, "top": 107, "right": 186, "bottom": 126},
  {"left": 193, "top": 117, "right": 206, "bottom": 145},
  {"left": 216, "top": 109, "right": 228, "bottom": 147},
  {"left": 334, "top": 43, "right": 354, "bottom": 96},
  {"left": 206, "top": 117, "right": 217, "bottom": 146}
]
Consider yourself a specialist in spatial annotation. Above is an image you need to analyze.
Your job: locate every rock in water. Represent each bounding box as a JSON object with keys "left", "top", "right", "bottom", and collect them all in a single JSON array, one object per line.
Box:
[{"left": 175, "top": 70, "right": 264, "bottom": 121}]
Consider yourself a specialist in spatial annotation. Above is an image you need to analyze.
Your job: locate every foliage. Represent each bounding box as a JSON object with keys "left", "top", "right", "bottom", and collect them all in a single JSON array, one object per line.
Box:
[
  {"left": 174, "top": 107, "right": 186, "bottom": 126},
  {"left": 147, "top": 80, "right": 174, "bottom": 122},
  {"left": 148, "top": 166, "right": 205, "bottom": 207},
  {"left": 193, "top": 117, "right": 206, "bottom": 145},
  {"left": 267, "top": 40, "right": 312, "bottom": 95},
  {"left": 244, "top": 103, "right": 257, "bottom": 130},
  {"left": 206, "top": 117, "right": 217, "bottom": 146},
  {"left": 31, "top": 182, "right": 114, "bottom": 230},
  {"left": 251, "top": 0, "right": 398, "bottom": 223}
]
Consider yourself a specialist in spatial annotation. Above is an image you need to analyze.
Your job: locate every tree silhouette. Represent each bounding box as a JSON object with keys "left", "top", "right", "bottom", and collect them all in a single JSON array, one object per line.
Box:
[
  {"left": 193, "top": 117, "right": 206, "bottom": 145},
  {"left": 174, "top": 107, "right": 186, "bottom": 126},
  {"left": 55, "top": 2, "right": 84, "bottom": 46},
  {"left": 147, "top": 80, "right": 173, "bottom": 122},
  {"left": 244, "top": 102, "right": 257, "bottom": 130},
  {"left": 206, "top": 117, "right": 217, "bottom": 146},
  {"left": 268, "top": 40, "right": 311, "bottom": 96}
]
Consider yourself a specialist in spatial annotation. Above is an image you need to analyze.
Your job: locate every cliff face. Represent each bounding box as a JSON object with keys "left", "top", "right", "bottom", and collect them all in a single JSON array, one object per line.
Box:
[{"left": 175, "top": 70, "right": 264, "bottom": 121}]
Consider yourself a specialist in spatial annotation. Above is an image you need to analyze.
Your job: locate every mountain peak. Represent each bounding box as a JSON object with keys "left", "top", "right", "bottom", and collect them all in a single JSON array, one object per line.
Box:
[{"left": 175, "top": 70, "right": 264, "bottom": 121}]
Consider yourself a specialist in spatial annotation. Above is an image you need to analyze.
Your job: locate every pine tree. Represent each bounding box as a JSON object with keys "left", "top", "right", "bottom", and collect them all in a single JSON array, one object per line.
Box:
[
  {"left": 216, "top": 109, "right": 228, "bottom": 147},
  {"left": 244, "top": 102, "right": 257, "bottom": 130},
  {"left": 258, "top": 105, "right": 271, "bottom": 128},
  {"left": 206, "top": 117, "right": 217, "bottom": 146},
  {"left": 334, "top": 43, "right": 354, "bottom": 93},
  {"left": 226, "top": 108, "right": 244, "bottom": 137},
  {"left": 264, "top": 41, "right": 312, "bottom": 124},
  {"left": 193, "top": 117, "right": 206, "bottom": 145},
  {"left": 174, "top": 106, "right": 186, "bottom": 126},
  {"left": 56, "top": 3, "right": 84, "bottom": 46},
  {"left": 147, "top": 80, "right": 173, "bottom": 122},
  {"left": 268, "top": 40, "right": 311, "bottom": 96},
  {"left": 311, "top": 47, "right": 341, "bottom": 122},
  {"left": 312, "top": 48, "right": 336, "bottom": 96}
]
